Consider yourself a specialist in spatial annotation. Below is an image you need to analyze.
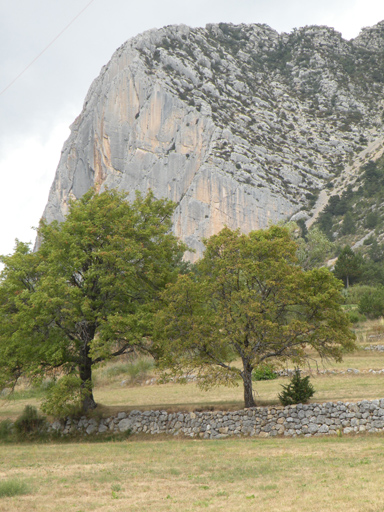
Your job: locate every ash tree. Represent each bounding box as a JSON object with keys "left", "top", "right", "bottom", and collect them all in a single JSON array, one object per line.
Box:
[
  {"left": 0, "top": 189, "right": 185, "bottom": 413},
  {"left": 155, "top": 226, "right": 355, "bottom": 408}
]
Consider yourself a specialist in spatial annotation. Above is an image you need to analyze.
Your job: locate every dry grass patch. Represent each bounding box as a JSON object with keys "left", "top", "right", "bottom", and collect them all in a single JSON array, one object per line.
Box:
[
  {"left": 1, "top": 436, "right": 384, "bottom": 511},
  {"left": 91, "top": 370, "right": 384, "bottom": 414},
  {"left": 3, "top": 363, "right": 384, "bottom": 421},
  {"left": 0, "top": 396, "right": 40, "bottom": 422}
]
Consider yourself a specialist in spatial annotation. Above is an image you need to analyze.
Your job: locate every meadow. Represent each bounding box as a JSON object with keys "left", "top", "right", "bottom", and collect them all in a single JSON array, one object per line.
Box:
[
  {"left": 1, "top": 436, "right": 384, "bottom": 511},
  {"left": 1, "top": 319, "right": 384, "bottom": 511}
]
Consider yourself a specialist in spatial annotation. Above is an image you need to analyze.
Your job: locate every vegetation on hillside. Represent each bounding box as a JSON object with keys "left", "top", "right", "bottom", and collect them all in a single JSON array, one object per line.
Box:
[
  {"left": 292, "top": 154, "right": 384, "bottom": 319},
  {"left": 317, "top": 154, "right": 384, "bottom": 245}
]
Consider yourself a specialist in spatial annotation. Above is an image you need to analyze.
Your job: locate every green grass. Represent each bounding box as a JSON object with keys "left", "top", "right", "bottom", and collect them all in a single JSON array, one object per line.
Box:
[{"left": 0, "top": 479, "right": 30, "bottom": 498}]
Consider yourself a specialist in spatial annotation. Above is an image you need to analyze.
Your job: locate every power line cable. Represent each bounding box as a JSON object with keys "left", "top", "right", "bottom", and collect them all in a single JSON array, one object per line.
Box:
[{"left": 0, "top": 0, "right": 97, "bottom": 97}]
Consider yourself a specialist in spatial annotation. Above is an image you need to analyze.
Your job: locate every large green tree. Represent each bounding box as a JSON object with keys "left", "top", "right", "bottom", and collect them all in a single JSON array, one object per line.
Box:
[
  {"left": 155, "top": 226, "right": 355, "bottom": 408},
  {"left": 0, "top": 189, "right": 185, "bottom": 413}
]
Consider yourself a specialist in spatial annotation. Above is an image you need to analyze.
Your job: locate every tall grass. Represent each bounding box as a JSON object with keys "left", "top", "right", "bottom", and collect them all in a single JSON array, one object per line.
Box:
[
  {"left": 94, "top": 356, "right": 154, "bottom": 386},
  {"left": 0, "top": 479, "right": 30, "bottom": 497}
]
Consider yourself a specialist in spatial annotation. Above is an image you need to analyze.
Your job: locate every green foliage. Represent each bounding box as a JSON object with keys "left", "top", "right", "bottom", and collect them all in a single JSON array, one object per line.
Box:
[
  {"left": 334, "top": 246, "right": 363, "bottom": 288},
  {"left": 0, "top": 189, "right": 185, "bottom": 413},
  {"left": 41, "top": 375, "right": 89, "bottom": 418},
  {"left": 278, "top": 369, "right": 315, "bottom": 406},
  {"left": 96, "top": 357, "right": 154, "bottom": 385},
  {"left": 252, "top": 364, "right": 278, "bottom": 381},
  {"left": 316, "top": 155, "right": 384, "bottom": 245},
  {"left": 120, "top": 358, "right": 154, "bottom": 383},
  {"left": 368, "top": 240, "right": 384, "bottom": 263},
  {"left": 0, "top": 479, "right": 30, "bottom": 498},
  {"left": 341, "top": 211, "right": 356, "bottom": 235},
  {"left": 13, "top": 405, "right": 47, "bottom": 436},
  {"left": 344, "top": 285, "right": 377, "bottom": 305},
  {"left": 296, "top": 227, "right": 334, "bottom": 269},
  {"left": 359, "top": 259, "right": 384, "bottom": 287},
  {"left": 156, "top": 226, "right": 355, "bottom": 408},
  {"left": 348, "top": 310, "right": 366, "bottom": 324},
  {"left": 317, "top": 211, "right": 334, "bottom": 240},
  {"left": 0, "top": 419, "right": 13, "bottom": 441},
  {"left": 365, "top": 211, "right": 378, "bottom": 229},
  {"left": 359, "top": 285, "right": 384, "bottom": 319},
  {"left": 362, "top": 160, "right": 384, "bottom": 195}
]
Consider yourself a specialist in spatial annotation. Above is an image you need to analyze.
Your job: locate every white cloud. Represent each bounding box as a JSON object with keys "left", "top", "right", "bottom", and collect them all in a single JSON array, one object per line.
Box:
[
  {"left": 321, "top": 0, "right": 384, "bottom": 39},
  {"left": 0, "top": 120, "right": 72, "bottom": 257}
]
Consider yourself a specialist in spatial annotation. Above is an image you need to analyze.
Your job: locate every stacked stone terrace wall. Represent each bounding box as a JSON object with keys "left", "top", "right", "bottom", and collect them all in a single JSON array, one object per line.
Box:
[{"left": 47, "top": 399, "right": 384, "bottom": 439}]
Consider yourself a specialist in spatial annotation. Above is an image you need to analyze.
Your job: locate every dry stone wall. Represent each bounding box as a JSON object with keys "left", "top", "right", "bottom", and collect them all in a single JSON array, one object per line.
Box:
[{"left": 47, "top": 398, "right": 384, "bottom": 438}]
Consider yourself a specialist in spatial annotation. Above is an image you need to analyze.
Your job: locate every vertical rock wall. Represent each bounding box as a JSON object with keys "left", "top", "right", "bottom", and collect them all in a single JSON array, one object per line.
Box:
[{"left": 41, "top": 22, "right": 384, "bottom": 259}]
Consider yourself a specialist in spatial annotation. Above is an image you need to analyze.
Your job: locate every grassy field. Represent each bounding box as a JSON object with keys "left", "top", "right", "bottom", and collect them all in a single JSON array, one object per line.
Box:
[
  {"left": 1, "top": 321, "right": 384, "bottom": 511},
  {"left": 1, "top": 436, "right": 384, "bottom": 511}
]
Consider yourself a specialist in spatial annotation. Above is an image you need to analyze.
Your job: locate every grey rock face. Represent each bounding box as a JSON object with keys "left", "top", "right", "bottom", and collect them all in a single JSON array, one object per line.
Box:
[{"left": 41, "top": 22, "right": 384, "bottom": 259}]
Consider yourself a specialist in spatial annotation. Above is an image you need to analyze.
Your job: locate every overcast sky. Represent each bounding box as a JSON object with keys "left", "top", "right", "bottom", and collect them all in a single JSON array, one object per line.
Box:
[{"left": 1, "top": 0, "right": 384, "bottom": 259}]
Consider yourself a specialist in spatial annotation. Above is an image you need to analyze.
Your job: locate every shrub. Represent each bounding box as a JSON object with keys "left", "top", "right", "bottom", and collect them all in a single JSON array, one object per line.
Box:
[
  {"left": 365, "top": 211, "right": 378, "bottom": 229},
  {"left": 348, "top": 310, "right": 367, "bottom": 324},
  {"left": 14, "top": 405, "right": 47, "bottom": 436},
  {"left": 344, "top": 285, "right": 377, "bottom": 305},
  {"left": 41, "top": 375, "right": 89, "bottom": 418},
  {"left": 96, "top": 357, "right": 154, "bottom": 386},
  {"left": 125, "top": 358, "right": 154, "bottom": 382},
  {"left": 278, "top": 369, "right": 315, "bottom": 406},
  {"left": 0, "top": 479, "right": 30, "bottom": 497},
  {"left": 252, "top": 364, "right": 278, "bottom": 381},
  {"left": 0, "top": 419, "right": 13, "bottom": 441},
  {"left": 359, "top": 285, "right": 384, "bottom": 318}
]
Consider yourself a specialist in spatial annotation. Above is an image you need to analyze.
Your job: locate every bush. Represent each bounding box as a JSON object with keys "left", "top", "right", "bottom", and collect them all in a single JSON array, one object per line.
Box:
[
  {"left": 0, "top": 419, "right": 13, "bottom": 441},
  {"left": 14, "top": 405, "right": 47, "bottom": 436},
  {"left": 359, "top": 285, "right": 384, "bottom": 318},
  {"left": 0, "top": 479, "right": 30, "bottom": 497},
  {"left": 124, "top": 358, "right": 154, "bottom": 382},
  {"left": 348, "top": 310, "right": 366, "bottom": 324},
  {"left": 278, "top": 369, "right": 315, "bottom": 406},
  {"left": 344, "top": 285, "right": 377, "bottom": 305},
  {"left": 41, "top": 375, "right": 90, "bottom": 419},
  {"left": 252, "top": 364, "right": 278, "bottom": 381},
  {"left": 365, "top": 211, "right": 378, "bottom": 229},
  {"left": 96, "top": 357, "right": 154, "bottom": 386}
]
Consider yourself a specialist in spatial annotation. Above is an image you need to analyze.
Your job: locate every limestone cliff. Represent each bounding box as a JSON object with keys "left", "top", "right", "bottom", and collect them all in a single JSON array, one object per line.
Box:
[{"left": 42, "top": 22, "right": 384, "bottom": 259}]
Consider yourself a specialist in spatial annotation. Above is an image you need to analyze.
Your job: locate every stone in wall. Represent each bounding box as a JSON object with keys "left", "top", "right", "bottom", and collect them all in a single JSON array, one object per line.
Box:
[{"left": 39, "top": 398, "right": 384, "bottom": 439}]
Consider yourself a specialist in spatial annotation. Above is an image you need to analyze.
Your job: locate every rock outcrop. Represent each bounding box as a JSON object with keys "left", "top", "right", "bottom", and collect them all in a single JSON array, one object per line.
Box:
[{"left": 42, "top": 21, "right": 384, "bottom": 259}]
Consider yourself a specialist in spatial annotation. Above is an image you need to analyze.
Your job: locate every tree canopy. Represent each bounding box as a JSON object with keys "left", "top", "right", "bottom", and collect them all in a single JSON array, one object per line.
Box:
[
  {"left": 155, "top": 226, "right": 356, "bottom": 408},
  {"left": 333, "top": 245, "right": 363, "bottom": 288},
  {"left": 0, "top": 189, "right": 185, "bottom": 413},
  {"left": 295, "top": 226, "right": 334, "bottom": 270}
]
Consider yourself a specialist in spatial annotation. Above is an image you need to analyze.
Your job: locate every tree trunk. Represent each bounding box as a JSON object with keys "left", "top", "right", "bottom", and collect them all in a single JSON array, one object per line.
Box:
[
  {"left": 241, "top": 361, "right": 256, "bottom": 408},
  {"left": 79, "top": 341, "right": 97, "bottom": 413}
]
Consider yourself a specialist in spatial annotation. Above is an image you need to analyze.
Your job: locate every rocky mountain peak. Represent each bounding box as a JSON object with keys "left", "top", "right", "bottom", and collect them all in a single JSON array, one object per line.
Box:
[{"left": 41, "top": 21, "right": 384, "bottom": 260}]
